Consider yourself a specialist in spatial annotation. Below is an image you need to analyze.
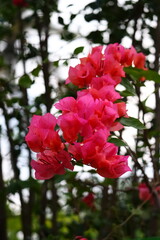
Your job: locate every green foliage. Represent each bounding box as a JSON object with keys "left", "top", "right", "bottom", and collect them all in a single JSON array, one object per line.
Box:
[
  {"left": 19, "top": 74, "right": 33, "bottom": 88},
  {"left": 108, "top": 137, "right": 127, "bottom": 147},
  {"left": 121, "top": 78, "right": 136, "bottom": 96},
  {"left": 0, "top": 1, "right": 160, "bottom": 240},
  {"left": 8, "top": 216, "right": 21, "bottom": 240},
  {"left": 31, "top": 65, "right": 41, "bottom": 77},
  {"left": 73, "top": 46, "right": 84, "bottom": 55},
  {"left": 119, "top": 117, "right": 146, "bottom": 130},
  {"left": 124, "top": 67, "right": 160, "bottom": 83}
]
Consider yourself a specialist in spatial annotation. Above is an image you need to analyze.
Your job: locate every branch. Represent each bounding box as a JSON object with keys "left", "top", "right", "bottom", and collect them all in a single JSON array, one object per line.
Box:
[{"left": 101, "top": 197, "right": 149, "bottom": 240}]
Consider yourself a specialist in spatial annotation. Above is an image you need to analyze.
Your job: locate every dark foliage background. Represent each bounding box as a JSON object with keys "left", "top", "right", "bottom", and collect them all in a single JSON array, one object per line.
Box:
[{"left": 0, "top": 0, "right": 160, "bottom": 239}]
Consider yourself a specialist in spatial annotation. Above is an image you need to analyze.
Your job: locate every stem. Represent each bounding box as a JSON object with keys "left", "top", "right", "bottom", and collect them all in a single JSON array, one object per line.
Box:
[
  {"left": 0, "top": 137, "right": 8, "bottom": 240},
  {"left": 123, "top": 139, "right": 160, "bottom": 208},
  {"left": 34, "top": 7, "right": 52, "bottom": 112},
  {"left": 102, "top": 197, "right": 149, "bottom": 240}
]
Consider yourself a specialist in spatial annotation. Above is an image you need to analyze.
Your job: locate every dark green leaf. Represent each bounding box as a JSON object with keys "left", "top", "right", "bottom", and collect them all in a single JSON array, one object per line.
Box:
[
  {"left": 63, "top": 60, "right": 68, "bottom": 66},
  {"left": 108, "top": 137, "right": 127, "bottom": 146},
  {"left": 58, "top": 16, "right": 64, "bottom": 25},
  {"left": 54, "top": 171, "right": 78, "bottom": 183},
  {"left": 53, "top": 60, "right": 59, "bottom": 67},
  {"left": 121, "top": 78, "right": 136, "bottom": 96},
  {"left": 87, "top": 31, "right": 103, "bottom": 44},
  {"left": 19, "top": 74, "right": 33, "bottom": 88},
  {"left": 103, "top": 178, "right": 114, "bottom": 186},
  {"left": 70, "top": 14, "right": 76, "bottom": 21},
  {"left": 120, "top": 90, "right": 135, "bottom": 97},
  {"left": 73, "top": 46, "right": 84, "bottom": 55},
  {"left": 119, "top": 117, "right": 145, "bottom": 129},
  {"left": 31, "top": 65, "right": 41, "bottom": 77},
  {"left": 124, "top": 67, "right": 160, "bottom": 83}
]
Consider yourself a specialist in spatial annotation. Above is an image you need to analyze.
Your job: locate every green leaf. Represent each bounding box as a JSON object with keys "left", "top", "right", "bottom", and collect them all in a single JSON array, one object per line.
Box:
[
  {"left": 53, "top": 60, "right": 59, "bottom": 67},
  {"left": 103, "top": 178, "right": 114, "bottom": 186},
  {"left": 124, "top": 67, "right": 160, "bottom": 83},
  {"left": 31, "top": 65, "right": 41, "bottom": 77},
  {"left": 121, "top": 78, "right": 136, "bottom": 96},
  {"left": 120, "top": 90, "right": 135, "bottom": 97},
  {"left": 58, "top": 16, "right": 64, "bottom": 25},
  {"left": 73, "top": 46, "right": 84, "bottom": 55},
  {"left": 108, "top": 137, "right": 127, "bottom": 146},
  {"left": 119, "top": 117, "right": 145, "bottom": 129},
  {"left": 19, "top": 74, "right": 33, "bottom": 88}
]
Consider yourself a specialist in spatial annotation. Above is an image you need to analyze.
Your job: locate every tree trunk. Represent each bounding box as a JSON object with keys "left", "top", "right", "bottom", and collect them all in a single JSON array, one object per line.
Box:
[{"left": 0, "top": 151, "right": 7, "bottom": 240}]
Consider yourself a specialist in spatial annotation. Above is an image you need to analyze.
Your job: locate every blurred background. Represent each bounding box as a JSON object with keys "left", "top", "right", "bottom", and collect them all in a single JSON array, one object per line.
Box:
[{"left": 0, "top": 0, "right": 160, "bottom": 239}]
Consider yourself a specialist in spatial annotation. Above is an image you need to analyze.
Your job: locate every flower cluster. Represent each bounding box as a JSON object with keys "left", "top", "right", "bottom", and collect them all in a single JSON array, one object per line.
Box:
[
  {"left": 12, "top": 0, "right": 28, "bottom": 7},
  {"left": 25, "top": 113, "right": 73, "bottom": 179},
  {"left": 25, "top": 43, "right": 146, "bottom": 180},
  {"left": 75, "top": 236, "right": 88, "bottom": 240},
  {"left": 138, "top": 183, "right": 160, "bottom": 205},
  {"left": 82, "top": 193, "right": 95, "bottom": 209}
]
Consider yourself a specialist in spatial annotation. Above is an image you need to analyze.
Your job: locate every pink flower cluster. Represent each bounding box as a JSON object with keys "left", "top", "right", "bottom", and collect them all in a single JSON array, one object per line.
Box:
[
  {"left": 82, "top": 193, "right": 95, "bottom": 209},
  {"left": 138, "top": 183, "right": 160, "bottom": 205},
  {"left": 75, "top": 236, "right": 88, "bottom": 240},
  {"left": 25, "top": 43, "right": 146, "bottom": 180},
  {"left": 25, "top": 113, "right": 73, "bottom": 179},
  {"left": 12, "top": 0, "right": 28, "bottom": 7}
]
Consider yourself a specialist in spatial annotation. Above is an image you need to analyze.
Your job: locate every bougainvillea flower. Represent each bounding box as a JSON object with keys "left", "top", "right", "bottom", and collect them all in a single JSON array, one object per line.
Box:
[
  {"left": 98, "top": 85, "right": 121, "bottom": 101},
  {"left": 77, "top": 94, "right": 96, "bottom": 119},
  {"left": 91, "top": 75, "right": 116, "bottom": 89},
  {"left": 31, "top": 150, "right": 74, "bottom": 180},
  {"left": 69, "top": 138, "right": 130, "bottom": 178},
  {"left": 116, "top": 101, "right": 127, "bottom": 117},
  {"left": 103, "top": 55, "right": 125, "bottom": 84},
  {"left": 81, "top": 45, "right": 104, "bottom": 76},
  {"left": 25, "top": 113, "right": 63, "bottom": 152},
  {"left": 121, "top": 47, "right": 136, "bottom": 66},
  {"left": 133, "top": 52, "right": 147, "bottom": 81},
  {"left": 138, "top": 183, "right": 151, "bottom": 202},
  {"left": 68, "top": 142, "right": 83, "bottom": 161},
  {"left": 94, "top": 100, "right": 119, "bottom": 129},
  {"left": 57, "top": 113, "right": 86, "bottom": 142},
  {"left": 138, "top": 183, "right": 160, "bottom": 205},
  {"left": 82, "top": 193, "right": 95, "bottom": 208},
  {"left": 77, "top": 86, "right": 121, "bottom": 102},
  {"left": 81, "top": 141, "right": 116, "bottom": 167},
  {"left": 134, "top": 52, "right": 146, "bottom": 69},
  {"left": 104, "top": 43, "right": 124, "bottom": 62},
  {"left": 25, "top": 130, "right": 43, "bottom": 153},
  {"left": 54, "top": 97, "right": 77, "bottom": 114},
  {"left": 66, "top": 62, "right": 96, "bottom": 87},
  {"left": 68, "top": 129, "right": 109, "bottom": 165},
  {"left": 26, "top": 43, "right": 147, "bottom": 180},
  {"left": 42, "top": 130, "right": 64, "bottom": 152},
  {"left": 75, "top": 236, "right": 88, "bottom": 240},
  {"left": 27, "top": 113, "right": 57, "bottom": 139},
  {"left": 80, "top": 131, "right": 111, "bottom": 165},
  {"left": 97, "top": 155, "right": 131, "bottom": 178},
  {"left": 12, "top": 0, "right": 28, "bottom": 7}
]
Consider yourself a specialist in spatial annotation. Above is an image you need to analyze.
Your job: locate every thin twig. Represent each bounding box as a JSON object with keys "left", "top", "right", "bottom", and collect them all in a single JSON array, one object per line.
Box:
[{"left": 101, "top": 197, "right": 149, "bottom": 240}]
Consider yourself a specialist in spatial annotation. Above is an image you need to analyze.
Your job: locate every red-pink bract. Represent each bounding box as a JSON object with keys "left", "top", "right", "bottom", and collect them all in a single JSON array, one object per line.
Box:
[
  {"left": 55, "top": 97, "right": 77, "bottom": 114},
  {"left": 97, "top": 155, "right": 131, "bottom": 178},
  {"left": 25, "top": 113, "right": 63, "bottom": 153},
  {"left": 66, "top": 63, "right": 96, "bottom": 87},
  {"left": 57, "top": 113, "right": 86, "bottom": 142},
  {"left": 82, "top": 193, "right": 95, "bottom": 208},
  {"left": 138, "top": 183, "right": 160, "bottom": 205},
  {"left": 134, "top": 52, "right": 146, "bottom": 69},
  {"left": 12, "top": 0, "right": 28, "bottom": 7},
  {"left": 26, "top": 43, "right": 147, "bottom": 179},
  {"left": 75, "top": 236, "right": 88, "bottom": 240},
  {"left": 31, "top": 150, "right": 73, "bottom": 180}
]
